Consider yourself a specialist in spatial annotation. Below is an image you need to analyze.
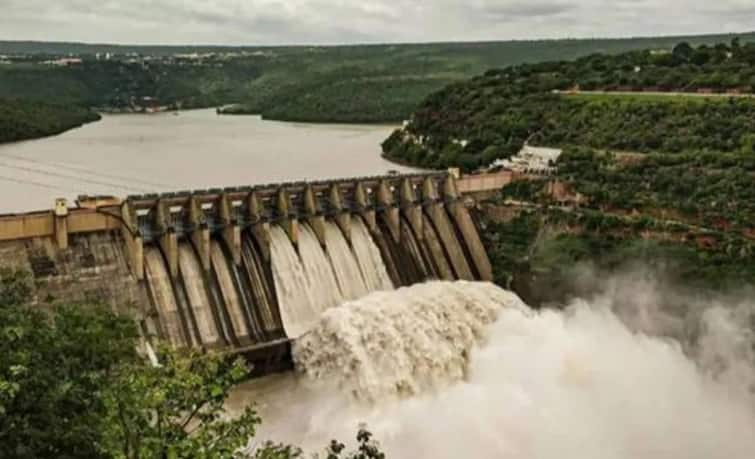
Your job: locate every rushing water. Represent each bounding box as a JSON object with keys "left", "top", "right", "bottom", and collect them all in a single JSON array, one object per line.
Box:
[
  {"left": 229, "top": 280, "right": 755, "bottom": 458},
  {"left": 323, "top": 221, "right": 369, "bottom": 301},
  {"left": 297, "top": 223, "right": 344, "bottom": 314},
  {"left": 0, "top": 110, "right": 409, "bottom": 212},
  {"left": 268, "top": 219, "right": 399, "bottom": 339},
  {"left": 349, "top": 217, "right": 394, "bottom": 292},
  {"left": 294, "top": 281, "right": 522, "bottom": 402},
  {"left": 269, "top": 225, "right": 320, "bottom": 339}
]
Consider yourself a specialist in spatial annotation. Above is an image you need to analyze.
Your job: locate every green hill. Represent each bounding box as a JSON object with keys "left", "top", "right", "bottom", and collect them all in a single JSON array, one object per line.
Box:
[
  {"left": 480, "top": 146, "right": 755, "bottom": 304},
  {"left": 0, "top": 98, "right": 100, "bottom": 144},
  {"left": 382, "top": 39, "right": 755, "bottom": 170},
  {"left": 2, "top": 32, "right": 755, "bottom": 126},
  {"left": 378, "top": 39, "right": 755, "bottom": 300}
]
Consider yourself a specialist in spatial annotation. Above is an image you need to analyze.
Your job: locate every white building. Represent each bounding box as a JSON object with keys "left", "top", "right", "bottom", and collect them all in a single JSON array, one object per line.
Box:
[
  {"left": 43, "top": 57, "right": 83, "bottom": 66},
  {"left": 491, "top": 145, "right": 562, "bottom": 174}
]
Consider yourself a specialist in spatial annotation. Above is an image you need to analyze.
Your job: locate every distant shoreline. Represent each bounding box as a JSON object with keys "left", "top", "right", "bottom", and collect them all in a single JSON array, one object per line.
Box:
[
  {"left": 0, "top": 117, "right": 100, "bottom": 145},
  {"left": 0, "top": 103, "right": 101, "bottom": 145}
]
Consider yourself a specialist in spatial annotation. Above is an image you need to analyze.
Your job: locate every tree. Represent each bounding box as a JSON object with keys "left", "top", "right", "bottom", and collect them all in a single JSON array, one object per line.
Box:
[
  {"left": 741, "top": 134, "right": 755, "bottom": 155},
  {"left": 672, "top": 42, "right": 694, "bottom": 62},
  {"left": 1, "top": 269, "right": 386, "bottom": 459},
  {"left": 102, "top": 349, "right": 389, "bottom": 459},
  {"left": 0, "top": 269, "right": 260, "bottom": 459},
  {"left": 248, "top": 429, "right": 385, "bottom": 459},
  {"left": 0, "top": 270, "right": 140, "bottom": 459},
  {"left": 0, "top": 268, "right": 32, "bottom": 307},
  {"left": 101, "top": 349, "right": 260, "bottom": 459}
]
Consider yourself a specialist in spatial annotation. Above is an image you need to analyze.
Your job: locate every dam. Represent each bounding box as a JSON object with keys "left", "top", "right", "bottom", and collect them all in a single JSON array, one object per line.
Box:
[{"left": 0, "top": 171, "right": 497, "bottom": 373}]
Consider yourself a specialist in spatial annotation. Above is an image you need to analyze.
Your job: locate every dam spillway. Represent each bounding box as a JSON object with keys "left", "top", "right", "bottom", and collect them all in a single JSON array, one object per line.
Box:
[{"left": 0, "top": 172, "right": 493, "bottom": 372}]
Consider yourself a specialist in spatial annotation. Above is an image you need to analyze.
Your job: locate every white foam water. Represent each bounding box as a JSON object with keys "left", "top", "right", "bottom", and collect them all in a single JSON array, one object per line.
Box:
[
  {"left": 269, "top": 225, "right": 320, "bottom": 338},
  {"left": 349, "top": 217, "right": 394, "bottom": 292},
  {"left": 293, "top": 281, "right": 525, "bottom": 401},
  {"left": 235, "top": 281, "right": 755, "bottom": 459},
  {"left": 297, "top": 223, "right": 344, "bottom": 314},
  {"left": 324, "top": 221, "right": 369, "bottom": 301}
]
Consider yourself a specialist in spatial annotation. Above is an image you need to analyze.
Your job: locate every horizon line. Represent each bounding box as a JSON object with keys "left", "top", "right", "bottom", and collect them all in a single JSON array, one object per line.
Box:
[{"left": 1, "top": 29, "right": 753, "bottom": 50}]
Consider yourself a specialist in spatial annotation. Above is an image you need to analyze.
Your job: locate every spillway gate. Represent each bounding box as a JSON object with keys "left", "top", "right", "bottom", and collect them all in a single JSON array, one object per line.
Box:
[{"left": 0, "top": 172, "right": 493, "bottom": 374}]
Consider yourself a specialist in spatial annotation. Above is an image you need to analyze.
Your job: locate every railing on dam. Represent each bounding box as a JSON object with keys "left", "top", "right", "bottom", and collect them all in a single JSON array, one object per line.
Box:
[{"left": 0, "top": 171, "right": 497, "bottom": 370}]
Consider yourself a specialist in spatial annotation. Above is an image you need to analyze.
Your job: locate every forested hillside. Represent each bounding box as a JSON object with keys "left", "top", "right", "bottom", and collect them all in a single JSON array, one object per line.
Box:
[
  {"left": 383, "top": 39, "right": 755, "bottom": 170},
  {"left": 535, "top": 95, "right": 755, "bottom": 154},
  {"left": 0, "top": 61, "right": 259, "bottom": 109},
  {"left": 211, "top": 33, "right": 755, "bottom": 122},
  {"left": 480, "top": 147, "right": 755, "bottom": 305},
  {"left": 374, "top": 39, "right": 755, "bottom": 301},
  {"left": 2, "top": 31, "right": 754, "bottom": 126},
  {"left": 0, "top": 98, "right": 100, "bottom": 143}
]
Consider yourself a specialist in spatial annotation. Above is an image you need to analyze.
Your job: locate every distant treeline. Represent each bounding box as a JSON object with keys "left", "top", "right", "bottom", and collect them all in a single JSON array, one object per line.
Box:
[
  {"left": 0, "top": 60, "right": 260, "bottom": 109},
  {"left": 2, "top": 31, "right": 755, "bottom": 126},
  {"left": 0, "top": 98, "right": 100, "bottom": 143},
  {"left": 383, "top": 39, "right": 755, "bottom": 171},
  {"left": 2, "top": 32, "right": 753, "bottom": 57}
]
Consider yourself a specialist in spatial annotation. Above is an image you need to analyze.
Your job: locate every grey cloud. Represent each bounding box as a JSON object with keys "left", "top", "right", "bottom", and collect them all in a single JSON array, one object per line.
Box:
[
  {"left": 0, "top": 0, "right": 753, "bottom": 45},
  {"left": 474, "top": 1, "right": 575, "bottom": 20}
]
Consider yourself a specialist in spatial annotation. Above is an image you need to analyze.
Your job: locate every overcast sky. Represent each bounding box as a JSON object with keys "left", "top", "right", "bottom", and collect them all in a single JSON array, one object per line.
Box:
[{"left": 1, "top": 0, "right": 754, "bottom": 45}]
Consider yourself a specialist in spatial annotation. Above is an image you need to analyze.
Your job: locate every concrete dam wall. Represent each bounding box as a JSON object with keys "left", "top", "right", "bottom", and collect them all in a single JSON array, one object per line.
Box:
[{"left": 0, "top": 172, "right": 492, "bottom": 371}]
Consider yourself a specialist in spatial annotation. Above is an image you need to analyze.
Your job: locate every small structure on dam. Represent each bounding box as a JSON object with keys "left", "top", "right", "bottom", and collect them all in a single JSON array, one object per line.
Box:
[{"left": 0, "top": 172, "right": 493, "bottom": 373}]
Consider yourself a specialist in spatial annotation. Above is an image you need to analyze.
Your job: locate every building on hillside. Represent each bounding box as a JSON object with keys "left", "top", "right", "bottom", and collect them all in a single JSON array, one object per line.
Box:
[
  {"left": 43, "top": 57, "right": 83, "bottom": 66},
  {"left": 490, "top": 145, "right": 562, "bottom": 175}
]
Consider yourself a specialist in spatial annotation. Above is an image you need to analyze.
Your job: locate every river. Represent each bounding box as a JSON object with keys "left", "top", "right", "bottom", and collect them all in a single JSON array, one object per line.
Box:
[
  {"left": 0, "top": 109, "right": 411, "bottom": 213},
  {"left": 228, "top": 281, "right": 755, "bottom": 458}
]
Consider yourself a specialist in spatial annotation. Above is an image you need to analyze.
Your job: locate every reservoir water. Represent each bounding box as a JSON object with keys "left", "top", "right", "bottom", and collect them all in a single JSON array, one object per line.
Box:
[{"left": 0, "top": 109, "right": 410, "bottom": 213}]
